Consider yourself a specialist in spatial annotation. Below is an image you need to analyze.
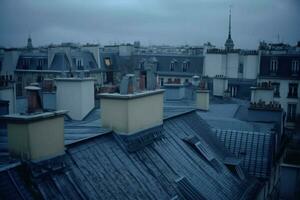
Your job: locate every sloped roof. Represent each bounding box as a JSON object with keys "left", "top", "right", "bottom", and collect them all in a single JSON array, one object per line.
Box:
[
  {"left": 214, "top": 129, "right": 275, "bottom": 179},
  {"left": 0, "top": 112, "right": 259, "bottom": 199}
]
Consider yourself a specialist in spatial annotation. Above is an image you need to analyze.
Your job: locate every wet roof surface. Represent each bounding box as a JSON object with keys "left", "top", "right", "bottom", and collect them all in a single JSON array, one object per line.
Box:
[{"left": 0, "top": 111, "right": 259, "bottom": 200}]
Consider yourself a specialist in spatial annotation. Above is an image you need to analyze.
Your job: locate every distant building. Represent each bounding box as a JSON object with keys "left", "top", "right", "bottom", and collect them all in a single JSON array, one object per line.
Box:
[
  {"left": 0, "top": 37, "right": 102, "bottom": 97},
  {"left": 257, "top": 42, "right": 300, "bottom": 129}
]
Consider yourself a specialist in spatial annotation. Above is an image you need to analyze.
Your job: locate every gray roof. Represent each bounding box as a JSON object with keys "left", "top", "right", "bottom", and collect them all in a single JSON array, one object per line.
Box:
[
  {"left": 214, "top": 129, "right": 275, "bottom": 178},
  {"left": 50, "top": 52, "right": 71, "bottom": 71},
  {"left": 134, "top": 54, "right": 203, "bottom": 75},
  {"left": 0, "top": 111, "right": 259, "bottom": 200}
]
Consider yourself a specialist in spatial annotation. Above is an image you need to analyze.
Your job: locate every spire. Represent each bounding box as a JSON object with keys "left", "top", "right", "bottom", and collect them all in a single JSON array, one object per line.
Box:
[
  {"left": 228, "top": 6, "right": 232, "bottom": 39},
  {"left": 27, "top": 34, "right": 33, "bottom": 49},
  {"left": 225, "top": 6, "right": 234, "bottom": 51}
]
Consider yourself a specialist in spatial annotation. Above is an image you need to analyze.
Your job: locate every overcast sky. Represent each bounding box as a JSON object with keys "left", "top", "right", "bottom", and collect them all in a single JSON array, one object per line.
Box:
[{"left": 0, "top": 0, "right": 299, "bottom": 49}]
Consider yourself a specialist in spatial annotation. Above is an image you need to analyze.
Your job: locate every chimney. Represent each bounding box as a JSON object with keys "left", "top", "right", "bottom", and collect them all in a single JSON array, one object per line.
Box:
[
  {"left": 250, "top": 81, "right": 274, "bottom": 104},
  {"left": 0, "top": 83, "right": 67, "bottom": 160},
  {"left": 195, "top": 80, "right": 210, "bottom": 111},
  {"left": 120, "top": 74, "right": 136, "bottom": 94},
  {"left": 100, "top": 74, "right": 164, "bottom": 134},
  {"left": 213, "top": 75, "right": 228, "bottom": 97},
  {"left": 55, "top": 77, "right": 95, "bottom": 120},
  {"left": 25, "top": 84, "right": 43, "bottom": 114}
]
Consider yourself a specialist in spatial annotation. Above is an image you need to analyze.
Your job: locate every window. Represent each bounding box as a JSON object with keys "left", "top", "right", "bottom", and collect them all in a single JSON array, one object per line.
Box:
[
  {"left": 170, "top": 60, "right": 177, "bottom": 71},
  {"left": 238, "top": 63, "right": 244, "bottom": 74},
  {"left": 77, "top": 59, "right": 83, "bottom": 69},
  {"left": 272, "top": 82, "right": 280, "bottom": 97},
  {"left": 139, "top": 62, "right": 144, "bottom": 70},
  {"left": 160, "top": 78, "right": 164, "bottom": 86},
  {"left": 229, "top": 85, "right": 238, "bottom": 97},
  {"left": 288, "top": 83, "right": 298, "bottom": 98},
  {"left": 287, "top": 104, "right": 297, "bottom": 122},
  {"left": 104, "top": 57, "right": 112, "bottom": 66},
  {"left": 170, "top": 62, "right": 175, "bottom": 71},
  {"left": 292, "top": 60, "right": 300, "bottom": 74},
  {"left": 182, "top": 61, "right": 189, "bottom": 72},
  {"left": 17, "top": 76, "right": 22, "bottom": 82},
  {"left": 37, "top": 76, "right": 42, "bottom": 82},
  {"left": 37, "top": 59, "right": 43, "bottom": 70},
  {"left": 270, "top": 59, "right": 278, "bottom": 73}
]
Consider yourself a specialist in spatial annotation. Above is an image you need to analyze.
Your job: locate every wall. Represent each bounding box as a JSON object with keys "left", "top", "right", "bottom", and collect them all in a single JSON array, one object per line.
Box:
[
  {"left": 204, "top": 53, "right": 223, "bottom": 77},
  {"left": 251, "top": 89, "right": 274, "bottom": 103},
  {"left": 213, "top": 78, "right": 228, "bottom": 96},
  {"left": 226, "top": 53, "right": 239, "bottom": 78},
  {"left": 163, "top": 85, "right": 185, "bottom": 100},
  {"left": 101, "top": 90, "right": 164, "bottom": 133},
  {"left": 280, "top": 164, "right": 300, "bottom": 199},
  {"left": 243, "top": 54, "right": 259, "bottom": 79},
  {"left": 56, "top": 78, "right": 95, "bottom": 120},
  {"left": 7, "top": 115, "right": 65, "bottom": 160},
  {"left": 0, "top": 86, "right": 16, "bottom": 114},
  {"left": 258, "top": 78, "right": 300, "bottom": 125}
]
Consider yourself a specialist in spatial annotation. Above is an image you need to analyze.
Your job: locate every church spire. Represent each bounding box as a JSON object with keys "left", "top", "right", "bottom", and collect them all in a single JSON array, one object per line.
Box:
[
  {"left": 228, "top": 6, "right": 232, "bottom": 39},
  {"left": 225, "top": 6, "right": 234, "bottom": 51},
  {"left": 27, "top": 34, "right": 33, "bottom": 49}
]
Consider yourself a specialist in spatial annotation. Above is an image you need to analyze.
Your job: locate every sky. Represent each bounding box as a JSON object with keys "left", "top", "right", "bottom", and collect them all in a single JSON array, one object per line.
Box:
[{"left": 0, "top": 0, "right": 299, "bottom": 49}]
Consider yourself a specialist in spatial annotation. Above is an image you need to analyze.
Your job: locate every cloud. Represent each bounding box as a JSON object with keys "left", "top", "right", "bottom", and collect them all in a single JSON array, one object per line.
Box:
[{"left": 0, "top": 0, "right": 299, "bottom": 48}]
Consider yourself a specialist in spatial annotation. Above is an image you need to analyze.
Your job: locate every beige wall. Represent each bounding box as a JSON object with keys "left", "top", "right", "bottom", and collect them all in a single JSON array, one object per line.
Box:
[
  {"left": 101, "top": 91, "right": 164, "bottom": 134},
  {"left": 196, "top": 90, "right": 209, "bottom": 111},
  {"left": 8, "top": 116, "right": 65, "bottom": 160}
]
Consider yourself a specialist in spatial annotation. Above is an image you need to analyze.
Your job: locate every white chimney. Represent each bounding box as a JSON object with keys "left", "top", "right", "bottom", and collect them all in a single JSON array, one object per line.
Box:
[
  {"left": 55, "top": 78, "right": 95, "bottom": 120},
  {"left": 213, "top": 75, "right": 228, "bottom": 97}
]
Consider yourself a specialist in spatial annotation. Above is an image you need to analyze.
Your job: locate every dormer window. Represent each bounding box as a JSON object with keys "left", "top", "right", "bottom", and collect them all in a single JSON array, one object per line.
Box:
[
  {"left": 292, "top": 60, "right": 299, "bottom": 74},
  {"left": 104, "top": 57, "right": 112, "bottom": 66},
  {"left": 270, "top": 59, "right": 278, "bottom": 73},
  {"left": 182, "top": 61, "right": 190, "bottom": 72},
  {"left": 170, "top": 60, "right": 177, "bottom": 71},
  {"left": 77, "top": 59, "right": 83, "bottom": 70},
  {"left": 37, "top": 59, "right": 43, "bottom": 70}
]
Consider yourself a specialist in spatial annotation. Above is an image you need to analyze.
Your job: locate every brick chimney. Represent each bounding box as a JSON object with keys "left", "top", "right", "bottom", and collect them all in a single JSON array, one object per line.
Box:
[
  {"left": 100, "top": 74, "right": 164, "bottom": 134},
  {"left": 25, "top": 84, "right": 43, "bottom": 114}
]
